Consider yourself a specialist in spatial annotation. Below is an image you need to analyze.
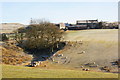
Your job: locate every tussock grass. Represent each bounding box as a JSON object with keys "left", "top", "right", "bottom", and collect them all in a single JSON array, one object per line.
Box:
[{"left": 1, "top": 42, "right": 32, "bottom": 65}]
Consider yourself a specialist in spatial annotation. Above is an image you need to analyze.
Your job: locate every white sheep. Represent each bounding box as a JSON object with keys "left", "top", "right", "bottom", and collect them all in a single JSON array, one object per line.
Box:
[
  {"left": 58, "top": 54, "right": 63, "bottom": 57},
  {"left": 78, "top": 51, "right": 85, "bottom": 54},
  {"left": 82, "top": 51, "right": 85, "bottom": 54},
  {"left": 93, "top": 62, "right": 96, "bottom": 64},
  {"left": 82, "top": 68, "right": 90, "bottom": 71}
]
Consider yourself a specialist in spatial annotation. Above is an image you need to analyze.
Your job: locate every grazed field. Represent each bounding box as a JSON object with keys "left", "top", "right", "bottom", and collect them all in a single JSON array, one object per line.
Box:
[
  {"left": 64, "top": 29, "right": 118, "bottom": 42},
  {"left": 2, "top": 64, "right": 118, "bottom": 78},
  {"left": 52, "top": 29, "right": 118, "bottom": 72}
]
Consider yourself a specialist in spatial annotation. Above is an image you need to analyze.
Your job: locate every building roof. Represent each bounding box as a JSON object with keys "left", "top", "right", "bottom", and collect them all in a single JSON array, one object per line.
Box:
[{"left": 77, "top": 20, "right": 98, "bottom": 23}]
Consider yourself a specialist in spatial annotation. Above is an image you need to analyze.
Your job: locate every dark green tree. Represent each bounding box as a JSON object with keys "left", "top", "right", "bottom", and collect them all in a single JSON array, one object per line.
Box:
[
  {"left": 24, "top": 22, "right": 63, "bottom": 50},
  {"left": 14, "top": 20, "right": 63, "bottom": 52}
]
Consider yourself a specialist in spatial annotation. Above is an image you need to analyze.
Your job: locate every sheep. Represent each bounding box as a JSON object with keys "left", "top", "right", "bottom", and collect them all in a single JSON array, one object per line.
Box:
[
  {"left": 106, "top": 69, "right": 111, "bottom": 72},
  {"left": 78, "top": 51, "right": 85, "bottom": 54},
  {"left": 82, "top": 69, "right": 86, "bottom": 71},
  {"left": 82, "top": 68, "right": 90, "bottom": 71},
  {"left": 86, "top": 69, "right": 90, "bottom": 71},
  {"left": 31, "top": 62, "right": 37, "bottom": 67},
  {"left": 57, "top": 54, "right": 63, "bottom": 57},
  {"left": 53, "top": 54, "right": 63, "bottom": 57},
  {"left": 81, "top": 51, "right": 85, "bottom": 54},
  {"left": 30, "top": 61, "right": 41, "bottom": 67},
  {"left": 37, "top": 61, "right": 42, "bottom": 65},
  {"left": 101, "top": 66, "right": 111, "bottom": 72},
  {"left": 93, "top": 62, "right": 96, "bottom": 64},
  {"left": 53, "top": 54, "right": 56, "bottom": 57},
  {"left": 65, "top": 41, "right": 68, "bottom": 45}
]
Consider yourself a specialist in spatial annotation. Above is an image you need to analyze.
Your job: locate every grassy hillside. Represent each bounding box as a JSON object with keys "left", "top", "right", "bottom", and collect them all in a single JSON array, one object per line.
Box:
[
  {"left": 64, "top": 29, "right": 118, "bottom": 42},
  {"left": 2, "top": 64, "right": 118, "bottom": 78},
  {"left": 50, "top": 29, "right": 118, "bottom": 72},
  {"left": 2, "top": 29, "right": 118, "bottom": 78}
]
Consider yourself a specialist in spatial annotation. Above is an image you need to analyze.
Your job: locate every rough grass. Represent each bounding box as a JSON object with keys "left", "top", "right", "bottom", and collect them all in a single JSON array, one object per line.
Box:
[
  {"left": 64, "top": 29, "right": 118, "bottom": 42},
  {"left": 1, "top": 42, "right": 32, "bottom": 65},
  {"left": 2, "top": 64, "right": 118, "bottom": 78}
]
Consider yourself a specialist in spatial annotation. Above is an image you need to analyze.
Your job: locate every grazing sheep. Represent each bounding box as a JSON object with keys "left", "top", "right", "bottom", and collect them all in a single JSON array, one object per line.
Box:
[
  {"left": 106, "top": 69, "right": 110, "bottom": 72},
  {"left": 101, "top": 66, "right": 111, "bottom": 72},
  {"left": 53, "top": 54, "right": 63, "bottom": 57},
  {"left": 58, "top": 54, "right": 63, "bottom": 57},
  {"left": 86, "top": 69, "right": 90, "bottom": 71},
  {"left": 53, "top": 54, "right": 56, "bottom": 57},
  {"left": 93, "top": 62, "right": 95, "bottom": 64},
  {"left": 31, "top": 62, "right": 37, "bottom": 67},
  {"left": 65, "top": 41, "right": 68, "bottom": 45},
  {"left": 81, "top": 51, "right": 85, "bottom": 54},
  {"left": 82, "top": 68, "right": 90, "bottom": 71},
  {"left": 30, "top": 61, "right": 41, "bottom": 67},
  {"left": 78, "top": 51, "right": 85, "bottom": 54}
]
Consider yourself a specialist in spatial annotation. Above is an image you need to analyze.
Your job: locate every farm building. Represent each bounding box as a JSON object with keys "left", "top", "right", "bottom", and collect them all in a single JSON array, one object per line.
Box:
[
  {"left": 56, "top": 23, "right": 70, "bottom": 30},
  {"left": 59, "top": 23, "right": 66, "bottom": 29},
  {"left": 76, "top": 20, "right": 99, "bottom": 29},
  {"left": 67, "top": 24, "right": 88, "bottom": 30}
]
